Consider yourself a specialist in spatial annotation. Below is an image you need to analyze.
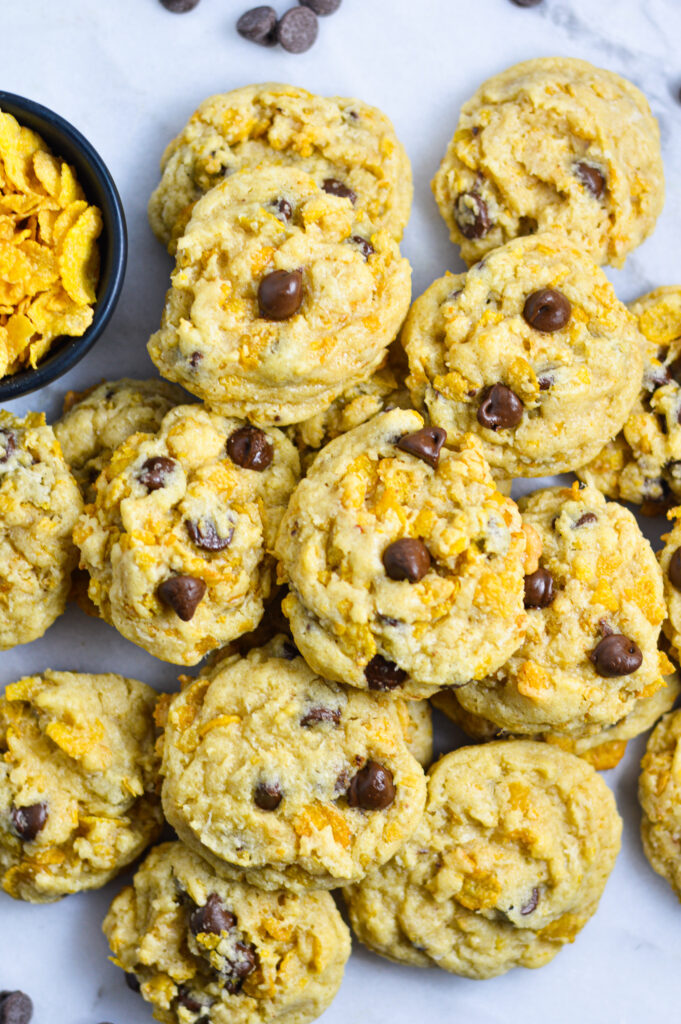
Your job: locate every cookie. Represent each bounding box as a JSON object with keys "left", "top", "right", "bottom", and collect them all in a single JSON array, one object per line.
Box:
[
  {"left": 402, "top": 231, "right": 644, "bottom": 478},
  {"left": 275, "top": 408, "right": 529, "bottom": 698},
  {"left": 578, "top": 288, "right": 681, "bottom": 509},
  {"left": 0, "top": 411, "right": 82, "bottom": 650},
  {"left": 103, "top": 841, "right": 350, "bottom": 1024},
  {"left": 148, "top": 166, "right": 411, "bottom": 426},
  {"left": 658, "top": 512, "right": 681, "bottom": 664},
  {"left": 74, "top": 405, "right": 299, "bottom": 665},
  {"left": 148, "top": 82, "right": 412, "bottom": 251},
  {"left": 343, "top": 741, "right": 622, "bottom": 979},
  {"left": 639, "top": 710, "right": 681, "bottom": 899},
  {"left": 159, "top": 636, "right": 427, "bottom": 891},
  {"left": 397, "top": 699, "right": 433, "bottom": 769},
  {"left": 0, "top": 671, "right": 161, "bottom": 903},
  {"left": 55, "top": 377, "right": 185, "bottom": 502},
  {"left": 454, "top": 484, "right": 668, "bottom": 737},
  {"left": 432, "top": 57, "right": 663, "bottom": 267}
]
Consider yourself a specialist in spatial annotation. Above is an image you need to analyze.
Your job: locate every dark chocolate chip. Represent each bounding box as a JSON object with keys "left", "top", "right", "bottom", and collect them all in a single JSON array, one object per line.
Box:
[
  {"left": 138, "top": 456, "right": 176, "bottom": 492},
  {"left": 0, "top": 430, "right": 17, "bottom": 464},
  {"left": 520, "top": 887, "right": 540, "bottom": 915},
  {"left": 575, "top": 512, "right": 597, "bottom": 527},
  {"left": 382, "top": 538, "right": 431, "bottom": 583},
  {"left": 125, "top": 974, "right": 141, "bottom": 993},
  {"left": 644, "top": 365, "right": 672, "bottom": 391},
  {"left": 276, "top": 6, "right": 318, "bottom": 52},
  {"left": 177, "top": 988, "right": 203, "bottom": 1013},
  {"left": 0, "top": 992, "right": 33, "bottom": 1024},
  {"left": 454, "top": 191, "right": 491, "bottom": 240},
  {"left": 275, "top": 197, "right": 292, "bottom": 221},
  {"left": 301, "top": 706, "right": 341, "bottom": 727},
  {"left": 185, "top": 518, "right": 233, "bottom": 552},
  {"left": 590, "top": 634, "right": 643, "bottom": 677},
  {"left": 668, "top": 547, "right": 681, "bottom": 590},
  {"left": 351, "top": 235, "right": 374, "bottom": 260},
  {"left": 190, "top": 893, "right": 236, "bottom": 936},
  {"left": 258, "top": 269, "right": 303, "bottom": 320},
  {"left": 189, "top": 350, "right": 203, "bottom": 368},
  {"left": 523, "top": 568, "right": 555, "bottom": 609},
  {"left": 160, "top": 0, "right": 200, "bottom": 11},
  {"left": 10, "top": 802, "right": 47, "bottom": 842},
  {"left": 223, "top": 942, "right": 258, "bottom": 994},
  {"left": 227, "top": 425, "right": 274, "bottom": 471},
  {"left": 322, "top": 178, "right": 357, "bottom": 203},
  {"left": 254, "top": 781, "right": 282, "bottom": 810},
  {"left": 575, "top": 161, "right": 606, "bottom": 199},
  {"left": 300, "top": 0, "right": 341, "bottom": 13},
  {"left": 477, "top": 384, "right": 524, "bottom": 430},
  {"left": 237, "top": 6, "right": 278, "bottom": 45},
  {"left": 396, "top": 426, "right": 447, "bottom": 468},
  {"left": 523, "top": 289, "right": 572, "bottom": 333},
  {"left": 157, "top": 575, "right": 207, "bottom": 621},
  {"left": 364, "top": 654, "right": 408, "bottom": 690},
  {"left": 537, "top": 376, "right": 553, "bottom": 390},
  {"left": 347, "top": 761, "right": 396, "bottom": 810}
]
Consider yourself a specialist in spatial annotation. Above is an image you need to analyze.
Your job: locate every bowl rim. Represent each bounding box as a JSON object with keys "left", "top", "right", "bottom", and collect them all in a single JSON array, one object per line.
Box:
[{"left": 0, "top": 90, "right": 127, "bottom": 402}]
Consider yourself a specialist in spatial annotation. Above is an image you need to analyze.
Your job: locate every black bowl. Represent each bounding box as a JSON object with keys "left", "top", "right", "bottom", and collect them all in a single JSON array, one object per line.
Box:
[{"left": 0, "top": 91, "right": 127, "bottom": 401}]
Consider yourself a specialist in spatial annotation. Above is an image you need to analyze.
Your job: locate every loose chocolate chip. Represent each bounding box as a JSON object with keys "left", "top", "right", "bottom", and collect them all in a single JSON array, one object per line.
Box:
[
  {"left": 396, "top": 426, "right": 447, "bottom": 468},
  {"left": 258, "top": 268, "right": 303, "bottom": 320},
  {"left": 520, "top": 887, "right": 540, "bottom": 915},
  {"left": 590, "top": 634, "right": 643, "bottom": 677},
  {"left": 537, "top": 375, "right": 552, "bottom": 390},
  {"left": 347, "top": 762, "right": 396, "bottom": 810},
  {"left": 254, "top": 781, "right": 282, "bottom": 810},
  {"left": 477, "top": 384, "right": 524, "bottom": 430},
  {"left": 10, "top": 802, "right": 47, "bottom": 842},
  {"left": 524, "top": 568, "right": 555, "bottom": 609},
  {"left": 364, "top": 654, "right": 408, "bottom": 691},
  {"left": 300, "top": 0, "right": 341, "bottom": 13},
  {"left": 189, "top": 350, "right": 203, "bottom": 368},
  {"left": 177, "top": 988, "right": 203, "bottom": 1013},
  {"left": 382, "top": 538, "right": 431, "bottom": 583},
  {"left": 523, "top": 289, "right": 572, "bottom": 333},
  {"left": 575, "top": 512, "right": 597, "bottom": 527},
  {"left": 223, "top": 943, "right": 258, "bottom": 994},
  {"left": 160, "top": 0, "right": 200, "bottom": 11},
  {"left": 0, "top": 992, "right": 33, "bottom": 1024},
  {"left": 276, "top": 6, "right": 318, "bottom": 52},
  {"left": 322, "top": 178, "right": 357, "bottom": 203},
  {"left": 275, "top": 197, "right": 292, "bottom": 221},
  {"left": 454, "top": 191, "right": 491, "bottom": 239},
  {"left": 668, "top": 547, "right": 681, "bottom": 590},
  {"left": 301, "top": 706, "right": 341, "bottom": 726},
  {"left": 575, "top": 161, "right": 606, "bottom": 199},
  {"left": 351, "top": 235, "right": 374, "bottom": 260},
  {"left": 227, "top": 425, "right": 274, "bottom": 471},
  {"left": 237, "top": 6, "right": 278, "bottom": 45},
  {"left": 190, "top": 893, "right": 236, "bottom": 936},
  {"left": 125, "top": 974, "right": 141, "bottom": 993},
  {"left": 157, "top": 575, "right": 207, "bottom": 621},
  {"left": 138, "top": 456, "right": 177, "bottom": 492},
  {"left": 185, "top": 518, "right": 233, "bottom": 552},
  {"left": 0, "top": 430, "right": 17, "bottom": 464}
]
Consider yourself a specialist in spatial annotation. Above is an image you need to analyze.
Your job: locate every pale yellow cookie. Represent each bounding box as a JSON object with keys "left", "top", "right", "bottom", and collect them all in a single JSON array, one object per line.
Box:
[{"left": 639, "top": 709, "right": 681, "bottom": 899}]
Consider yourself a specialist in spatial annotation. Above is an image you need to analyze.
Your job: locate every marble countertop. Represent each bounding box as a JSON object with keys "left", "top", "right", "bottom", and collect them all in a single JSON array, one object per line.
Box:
[{"left": 2, "top": 1, "right": 681, "bottom": 1021}]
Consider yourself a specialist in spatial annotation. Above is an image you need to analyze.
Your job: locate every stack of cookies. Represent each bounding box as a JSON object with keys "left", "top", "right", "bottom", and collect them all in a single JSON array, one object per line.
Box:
[{"left": 2, "top": 63, "right": 681, "bottom": 1023}]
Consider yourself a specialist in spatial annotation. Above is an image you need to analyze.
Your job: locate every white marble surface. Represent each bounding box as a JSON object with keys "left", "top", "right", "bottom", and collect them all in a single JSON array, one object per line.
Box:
[{"left": 2, "top": 0, "right": 681, "bottom": 1021}]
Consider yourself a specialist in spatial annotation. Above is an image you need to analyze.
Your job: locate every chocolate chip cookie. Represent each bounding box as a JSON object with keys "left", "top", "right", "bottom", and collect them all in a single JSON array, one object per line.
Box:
[{"left": 638, "top": 709, "right": 681, "bottom": 899}]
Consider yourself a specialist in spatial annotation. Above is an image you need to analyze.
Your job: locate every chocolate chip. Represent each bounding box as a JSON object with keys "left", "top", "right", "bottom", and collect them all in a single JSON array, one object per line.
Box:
[
  {"left": 396, "top": 426, "right": 447, "bottom": 468},
  {"left": 0, "top": 430, "right": 17, "bottom": 464},
  {"left": 157, "top": 575, "right": 207, "bottom": 621},
  {"left": 125, "top": 974, "right": 141, "bottom": 993},
  {"left": 322, "top": 178, "right": 357, "bottom": 203},
  {"left": 160, "top": 0, "right": 200, "bottom": 11},
  {"left": 300, "top": 0, "right": 341, "bottom": 13},
  {"left": 351, "top": 235, "right": 374, "bottom": 260},
  {"left": 575, "top": 512, "right": 597, "bottom": 527},
  {"left": 275, "top": 197, "right": 292, "bottom": 221},
  {"left": 454, "top": 191, "right": 491, "bottom": 240},
  {"left": 280, "top": 639, "right": 299, "bottom": 660},
  {"left": 364, "top": 654, "right": 407, "bottom": 691},
  {"left": 237, "top": 6, "right": 278, "bottom": 45},
  {"left": 138, "top": 456, "right": 176, "bottom": 492},
  {"left": 523, "top": 289, "right": 572, "bottom": 333},
  {"left": 524, "top": 568, "right": 555, "bottom": 609},
  {"left": 301, "top": 706, "right": 341, "bottom": 726},
  {"left": 227, "top": 425, "right": 274, "bottom": 471},
  {"left": 10, "top": 802, "right": 47, "bottom": 842},
  {"left": 254, "top": 781, "right": 282, "bottom": 810},
  {"left": 382, "top": 538, "right": 431, "bottom": 583},
  {"left": 223, "top": 943, "right": 258, "bottom": 994},
  {"left": 177, "top": 988, "right": 203, "bottom": 1013},
  {"left": 537, "top": 375, "right": 552, "bottom": 390},
  {"left": 190, "top": 893, "right": 236, "bottom": 936},
  {"left": 590, "top": 634, "right": 643, "bottom": 677},
  {"left": 477, "top": 384, "right": 524, "bottom": 430},
  {"left": 258, "top": 269, "right": 303, "bottom": 320},
  {"left": 520, "top": 887, "right": 540, "bottom": 914},
  {"left": 189, "top": 350, "right": 203, "bottom": 368},
  {"left": 668, "top": 547, "right": 681, "bottom": 590},
  {"left": 0, "top": 992, "right": 33, "bottom": 1024},
  {"left": 276, "top": 6, "right": 318, "bottom": 52},
  {"left": 575, "top": 161, "right": 606, "bottom": 199},
  {"left": 185, "top": 518, "right": 233, "bottom": 552},
  {"left": 347, "top": 762, "right": 395, "bottom": 810}
]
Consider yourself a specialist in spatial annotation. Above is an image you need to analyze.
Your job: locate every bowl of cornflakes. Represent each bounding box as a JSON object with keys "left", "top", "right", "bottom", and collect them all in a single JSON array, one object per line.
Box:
[{"left": 0, "top": 91, "right": 126, "bottom": 400}]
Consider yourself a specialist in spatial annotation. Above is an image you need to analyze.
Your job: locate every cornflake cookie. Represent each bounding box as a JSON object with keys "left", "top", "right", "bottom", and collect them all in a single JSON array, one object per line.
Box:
[
  {"left": 639, "top": 710, "right": 681, "bottom": 899},
  {"left": 148, "top": 82, "right": 412, "bottom": 251},
  {"left": 0, "top": 671, "right": 161, "bottom": 903},
  {"left": 432, "top": 57, "right": 663, "bottom": 268},
  {"left": 578, "top": 288, "right": 681, "bottom": 508},
  {"left": 275, "top": 408, "right": 529, "bottom": 698},
  {"left": 658, "top": 512, "right": 681, "bottom": 663},
  {"left": 55, "top": 377, "right": 185, "bottom": 501},
  {"left": 148, "top": 166, "right": 411, "bottom": 426},
  {"left": 104, "top": 841, "right": 350, "bottom": 1024},
  {"left": 0, "top": 411, "right": 82, "bottom": 649},
  {"left": 454, "top": 484, "right": 668, "bottom": 737},
  {"left": 402, "top": 231, "right": 644, "bottom": 478},
  {"left": 74, "top": 405, "right": 299, "bottom": 665},
  {"left": 160, "top": 635, "right": 427, "bottom": 891},
  {"left": 344, "top": 741, "right": 622, "bottom": 979}
]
